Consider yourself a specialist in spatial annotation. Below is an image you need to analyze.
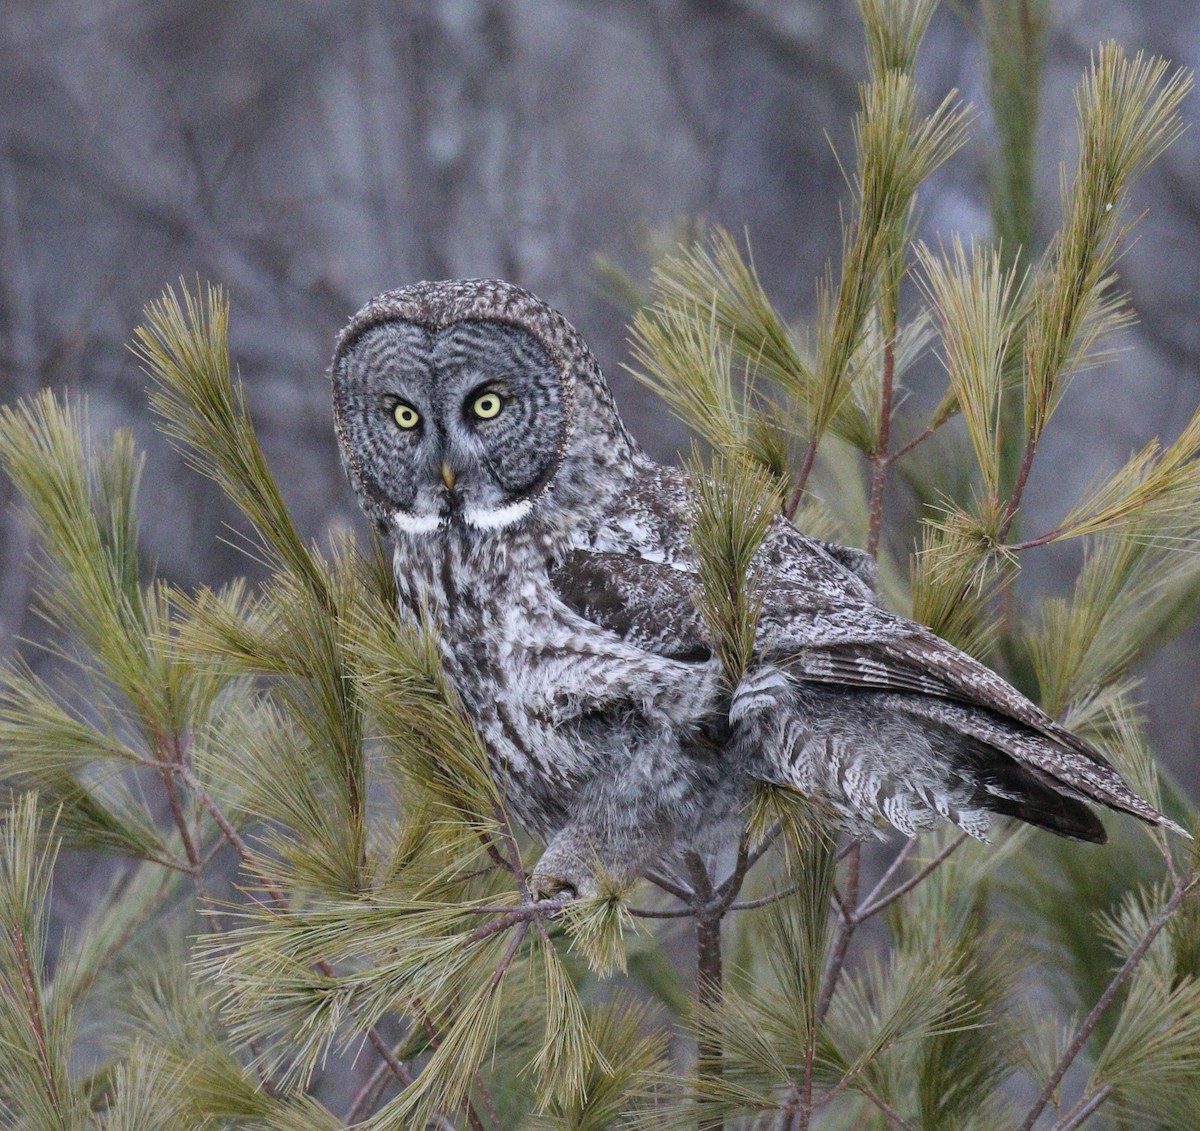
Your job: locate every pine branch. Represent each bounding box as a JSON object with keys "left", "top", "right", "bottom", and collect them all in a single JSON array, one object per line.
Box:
[
  {"left": 1002, "top": 45, "right": 1192, "bottom": 538},
  {"left": 817, "top": 842, "right": 862, "bottom": 1024},
  {"left": 465, "top": 901, "right": 567, "bottom": 943},
  {"left": 10, "top": 920, "right": 64, "bottom": 1119},
  {"left": 346, "top": 1038, "right": 411, "bottom": 1126},
  {"left": 785, "top": 438, "right": 821, "bottom": 521},
  {"left": 410, "top": 1004, "right": 490, "bottom": 1131},
  {"left": 174, "top": 760, "right": 434, "bottom": 1110},
  {"left": 856, "top": 833, "right": 969, "bottom": 921},
  {"left": 1050, "top": 1086, "right": 1114, "bottom": 1131},
  {"left": 0, "top": 796, "right": 82, "bottom": 1127},
  {"left": 1018, "top": 870, "right": 1200, "bottom": 1131},
  {"left": 687, "top": 852, "right": 726, "bottom": 1131},
  {"left": 864, "top": 326, "right": 896, "bottom": 558},
  {"left": 134, "top": 281, "right": 327, "bottom": 599}
]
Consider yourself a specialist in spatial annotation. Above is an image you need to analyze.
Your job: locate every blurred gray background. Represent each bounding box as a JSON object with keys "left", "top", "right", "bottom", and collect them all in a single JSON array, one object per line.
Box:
[{"left": 1, "top": 0, "right": 1197, "bottom": 790}]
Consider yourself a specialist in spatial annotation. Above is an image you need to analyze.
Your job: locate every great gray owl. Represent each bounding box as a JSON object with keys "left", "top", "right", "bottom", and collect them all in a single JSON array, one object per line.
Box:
[{"left": 331, "top": 278, "right": 1182, "bottom": 899}]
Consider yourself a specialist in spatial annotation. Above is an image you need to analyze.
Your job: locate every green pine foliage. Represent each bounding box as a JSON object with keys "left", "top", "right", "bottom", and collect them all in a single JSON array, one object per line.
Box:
[{"left": 2, "top": 2, "right": 1199, "bottom": 1127}]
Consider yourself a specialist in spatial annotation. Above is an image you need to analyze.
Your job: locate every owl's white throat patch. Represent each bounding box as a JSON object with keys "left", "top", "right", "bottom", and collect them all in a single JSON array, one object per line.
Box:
[
  {"left": 463, "top": 498, "right": 533, "bottom": 531},
  {"left": 391, "top": 509, "right": 444, "bottom": 535}
]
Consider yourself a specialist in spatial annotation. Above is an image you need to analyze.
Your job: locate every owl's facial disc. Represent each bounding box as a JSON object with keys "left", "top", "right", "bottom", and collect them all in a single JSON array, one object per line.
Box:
[{"left": 333, "top": 318, "right": 566, "bottom": 535}]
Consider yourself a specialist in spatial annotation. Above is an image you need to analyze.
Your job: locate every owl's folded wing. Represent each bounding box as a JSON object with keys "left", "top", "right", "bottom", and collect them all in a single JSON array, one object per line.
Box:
[
  {"left": 549, "top": 547, "right": 1182, "bottom": 834},
  {"left": 760, "top": 597, "right": 1186, "bottom": 828},
  {"left": 548, "top": 549, "right": 711, "bottom": 662},
  {"left": 550, "top": 547, "right": 1065, "bottom": 742}
]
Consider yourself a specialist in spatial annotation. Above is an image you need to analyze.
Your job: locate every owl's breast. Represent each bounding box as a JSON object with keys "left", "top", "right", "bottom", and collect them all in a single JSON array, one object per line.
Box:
[
  {"left": 391, "top": 527, "right": 724, "bottom": 837},
  {"left": 391, "top": 533, "right": 594, "bottom": 827}
]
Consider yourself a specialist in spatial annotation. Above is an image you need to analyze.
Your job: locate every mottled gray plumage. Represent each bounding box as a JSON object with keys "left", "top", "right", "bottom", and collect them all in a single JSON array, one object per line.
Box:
[{"left": 331, "top": 278, "right": 1183, "bottom": 898}]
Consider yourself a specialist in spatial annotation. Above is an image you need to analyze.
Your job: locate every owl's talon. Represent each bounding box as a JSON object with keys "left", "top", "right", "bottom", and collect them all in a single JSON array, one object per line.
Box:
[
  {"left": 530, "top": 840, "right": 600, "bottom": 902},
  {"left": 531, "top": 873, "right": 578, "bottom": 902}
]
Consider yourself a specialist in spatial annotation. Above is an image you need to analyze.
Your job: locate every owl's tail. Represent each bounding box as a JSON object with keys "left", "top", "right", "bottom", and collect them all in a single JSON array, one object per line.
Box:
[{"left": 734, "top": 668, "right": 1186, "bottom": 844}]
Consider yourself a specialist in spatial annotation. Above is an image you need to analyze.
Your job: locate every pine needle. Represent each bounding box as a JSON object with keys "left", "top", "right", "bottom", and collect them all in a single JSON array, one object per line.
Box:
[
  {"left": 1022, "top": 45, "right": 1192, "bottom": 443},
  {"left": 133, "top": 280, "right": 327, "bottom": 598},
  {"left": 0, "top": 795, "right": 86, "bottom": 1128},
  {"left": 917, "top": 237, "right": 1023, "bottom": 495},
  {"left": 687, "top": 449, "right": 780, "bottom": 684}
]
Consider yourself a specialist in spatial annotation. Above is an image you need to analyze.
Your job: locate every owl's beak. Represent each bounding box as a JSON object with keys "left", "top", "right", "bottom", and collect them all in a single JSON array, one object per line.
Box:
[{"left": 441, "top": 462, "right": 457, "bottom": 491}]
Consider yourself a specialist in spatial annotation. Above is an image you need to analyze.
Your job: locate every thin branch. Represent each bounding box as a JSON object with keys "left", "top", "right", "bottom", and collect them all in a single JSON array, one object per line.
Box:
[
  {"left": 782, "top": 1068, "right": 918, "bottom": 1130},
  {"left": 645, "top": 867, "right": 696, "bottom": 903},
  {"left": 632, "top": 838, "right": 801, "bottom": 917},
  {"left": 460, "top": 899, "right": 566, "bottom": 916},
  {"left": 857, "top": 1084, "right": 919, "bottom": 1131},
  {"left": 466, "top": 901, "right": 566, "bottom": 943},
  {"left": 159, "top": 740, "right": 202, "bottom": 873},
  {"left": 174, "top": 762, "right": 435, "bottom": 1107},
  {"left": 998, "top": 429, "right": 1038, "bottom": 542},
  {"left": 816, "top": 842, "right": 862, "bottom": 1023},
  {"left": 415, "top": 919, "right": 521, "bottom": 1131},
  {"left": 406, "top": 1004, "right": 483, "bottom": 1131},
  {"left": 627, "top": 903, "right": 699, "bottom": 919},
  {"left": 1050, "top": 1086, "right": 1115, "bottom": 1131},
  {"left": 866, "top": 330, "right": 898, "bottom": 558},
  {"left": 11, "top": 924, "right": 65, "bottom": 1118},
  {"left": 61, "top": 865, "right": 178, "bottom": 1007},
  {"left": 726, "top": 882, "right": 805, "bottom": 913},
  {"left": 687, "top": 851, "right": 725, "bottom": 1131},
  {"left": 885, "top": 417, "right": 947, "bottom": 463},
  {"left": 198, "top": 834, "right": 230, "bottom": 872},
  {"left": 1159, "top": 828, "right": 1183, "bottom": 890},
  {"left": 476, "top": 829, "right": 512, "bottom": 875},
  {"left": 829, "top": 884, "right": 853, "bottom": 925},
  {"left": 716, "top": 819, "right": 784, "bottom": 901},
  {"left": 1018, "top": 872, "right": 1200, "bottom": 1131},
  {"left": 486, "top": 921, "right": 530, "bottom": 993},
  {"left": 347, "top": 1059, "right": 394, "bottom": 1126},
  {"left": 156, "top": 732, "right": 286, "bottom": 1088},
  {"left": 785, "top": 437, "right": 821, "bottom": 520},
  {"left": 469, "top": 928, "right": 527, "bottom": 1131},
  {"left": 1006, "top": 527, "right": 1067, "bottom": 552},
  {"left": 856, "top": 835, "right": 918, "bottom": 913},
  {"left": 813, "top": 1037, "right": 915, "bottom": 1124},
  {"left": 186, "top": 773, "right": 251, "bottom": 859},
  {"left": 834, "top": 838, "right": 861, "bottom": 863},
  {"left": 491, "top": 800, "right": 534, "bottom": 904},
  {"left": 177, "top": 763, "right": 289, "bottom": 905},
  {"left": 712, "top": 824, "right": 755, "bottom": 911},
  {"left": 632, "top": 820, "right": 785, "bottom": 920},
  {"left": 855, "top": 832, "right": 968, "bottom": 921},
  {"left": 120, "top": 848, "right": 197, "bottom": 876},
  {"left": 346, "top": 1033, "right": 408, "bottom": 1124}
]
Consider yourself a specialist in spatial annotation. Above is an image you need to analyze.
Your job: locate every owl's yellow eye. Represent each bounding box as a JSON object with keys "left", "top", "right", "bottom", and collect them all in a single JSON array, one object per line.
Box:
[
  {"left": 472, "top": 392, "right": 503, "bottom": 420},
  {"left": 393, "top": 402, "right": 420, "bottom": 430}
]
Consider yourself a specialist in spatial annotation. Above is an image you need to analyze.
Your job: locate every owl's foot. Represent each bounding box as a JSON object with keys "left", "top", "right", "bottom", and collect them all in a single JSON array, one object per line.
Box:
[
  {"left": 530, "top": 865, "right": 590, "bottom": 902},
  {"left": 531, "top": 827, "right": 628, "bottom": 901},
  {"left": 531, "top": 846, "right": 598, "bottom": 902}
]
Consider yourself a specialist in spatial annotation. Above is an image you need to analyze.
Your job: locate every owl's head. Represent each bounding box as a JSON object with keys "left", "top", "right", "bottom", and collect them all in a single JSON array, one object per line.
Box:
[{"left": 331, "top": 279, "right": 637, "bottom": 538}]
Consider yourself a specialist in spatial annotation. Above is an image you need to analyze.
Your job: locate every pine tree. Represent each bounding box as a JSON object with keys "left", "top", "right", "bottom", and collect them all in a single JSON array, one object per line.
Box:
[{"left": 2, "top": 2, "right": 1199, "bottom": 1128}]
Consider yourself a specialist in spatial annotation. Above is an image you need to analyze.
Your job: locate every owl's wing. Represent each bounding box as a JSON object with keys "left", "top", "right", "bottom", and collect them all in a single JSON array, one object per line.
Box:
[
  {"left": 548, "top": 548, "right": 711, "bottom": 662},
  {"left": 548, "top": 547, "right": 998, "bottom": 707},
  {"left": 769, "top": 605, "right": 1079, "bottom": 752},
  {"left": 760, "top": 592, "right": 1182, "bottom": 834},
  {"left": 550, "top": 547, "right": 1179, "bottom": 836},
  {"left": 551, "top": 547, "right": 1056, "bottom": 744}
]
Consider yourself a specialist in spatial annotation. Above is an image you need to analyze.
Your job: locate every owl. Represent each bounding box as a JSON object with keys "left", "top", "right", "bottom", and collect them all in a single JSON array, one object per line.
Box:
[{"left": 331, "top": 279, "right": 1183, "bottom": 899}]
